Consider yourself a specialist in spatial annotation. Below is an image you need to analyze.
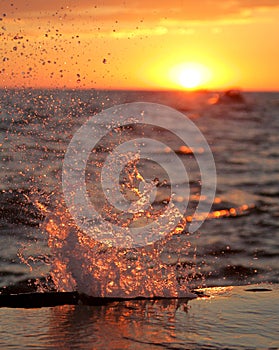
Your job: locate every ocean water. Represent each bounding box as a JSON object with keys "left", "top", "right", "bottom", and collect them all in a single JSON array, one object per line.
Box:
[
  {"left": 0, "top": 89, "right": 279, "bottom": 348},
  {"left": 0, "top": 284, "right": 278, "bottom": 349},
  {"left": 1, "top": 89, "right": 278, "bottom": 289}
]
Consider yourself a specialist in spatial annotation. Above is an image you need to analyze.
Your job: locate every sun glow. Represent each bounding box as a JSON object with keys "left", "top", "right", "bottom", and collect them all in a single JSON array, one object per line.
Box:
[
  {"left": 179, "top": 68, "right": 202, "bottom": 89},
  {"left": 169, "top": 63, "right": 212, "bottom": 90}
]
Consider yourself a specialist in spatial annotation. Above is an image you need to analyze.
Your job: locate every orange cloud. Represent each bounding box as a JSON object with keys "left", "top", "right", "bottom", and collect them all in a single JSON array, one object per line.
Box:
[{"left": 2, "top": 0, "right": 279, "bottom": 22}]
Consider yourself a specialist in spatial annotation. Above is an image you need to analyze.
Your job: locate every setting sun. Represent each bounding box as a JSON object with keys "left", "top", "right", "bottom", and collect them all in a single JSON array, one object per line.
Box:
[
  {"left": 179, "top": 67, "right": 202, "bottom": 89},
  {"left": 169, "top": 63, "right": 212, "bottom": 90}
]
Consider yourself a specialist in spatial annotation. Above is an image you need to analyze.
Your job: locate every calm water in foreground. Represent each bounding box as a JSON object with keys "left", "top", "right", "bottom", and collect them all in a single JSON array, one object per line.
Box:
[{"left": 0, "top": 285, "right": 278, "bottom": 349}]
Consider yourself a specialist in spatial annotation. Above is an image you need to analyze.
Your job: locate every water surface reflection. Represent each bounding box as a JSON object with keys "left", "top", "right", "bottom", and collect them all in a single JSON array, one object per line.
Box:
[{"left": 1, "top": 281, "right": 278, "bottom": 349}]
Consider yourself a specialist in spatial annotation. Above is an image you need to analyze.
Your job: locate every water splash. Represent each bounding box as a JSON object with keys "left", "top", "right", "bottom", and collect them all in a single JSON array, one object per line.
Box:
[{"left": 45, "top": 171, "right": 198, "bottom": 298}]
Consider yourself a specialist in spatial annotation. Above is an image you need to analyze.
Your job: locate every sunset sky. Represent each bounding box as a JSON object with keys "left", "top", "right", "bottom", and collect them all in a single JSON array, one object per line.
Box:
[{"left": 1, "top": 0, "right": 279, "bottom": 90}]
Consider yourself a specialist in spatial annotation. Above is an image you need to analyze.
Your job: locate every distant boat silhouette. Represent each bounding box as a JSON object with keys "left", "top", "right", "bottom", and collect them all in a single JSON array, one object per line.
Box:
[
  {"left": 215, "top": 89, "right": 245, "bottom": 104},
  {"left": 208, "top": 89, "right": 246, "bottom": 105}
]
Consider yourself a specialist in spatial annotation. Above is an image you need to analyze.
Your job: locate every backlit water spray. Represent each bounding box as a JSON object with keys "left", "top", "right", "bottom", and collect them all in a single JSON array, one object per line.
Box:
[{"left": 45, "top": 102, "right": 216, "bottom": 297}]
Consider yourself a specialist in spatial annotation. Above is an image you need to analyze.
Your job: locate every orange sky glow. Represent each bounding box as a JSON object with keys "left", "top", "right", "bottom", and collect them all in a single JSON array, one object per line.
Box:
[{"left": 1, "top": 0, "right": 279, "bottom": 91}]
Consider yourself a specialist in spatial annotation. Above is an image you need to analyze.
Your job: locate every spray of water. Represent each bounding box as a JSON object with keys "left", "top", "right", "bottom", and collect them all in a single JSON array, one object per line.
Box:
[{"left": 44, "top": 102, "right": 216, "bottom": 297}]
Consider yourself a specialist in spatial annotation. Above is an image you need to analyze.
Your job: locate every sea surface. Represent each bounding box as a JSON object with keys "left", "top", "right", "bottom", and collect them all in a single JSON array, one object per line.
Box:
[
  {"left": 0, "top": 284, "right": 278, "bottom": 349},
  {"left": 0, "top": 89, "right": 279, "bottom": 348}
]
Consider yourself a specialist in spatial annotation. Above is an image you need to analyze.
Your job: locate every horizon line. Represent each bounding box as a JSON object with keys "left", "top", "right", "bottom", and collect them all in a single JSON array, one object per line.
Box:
[{"left": 0, "top": 87, "right": 279, "bottom": 93}]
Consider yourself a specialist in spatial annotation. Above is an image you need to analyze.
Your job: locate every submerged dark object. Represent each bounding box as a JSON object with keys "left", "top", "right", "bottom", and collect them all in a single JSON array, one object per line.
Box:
[
  {"left": 0, "top": 291, "right": 202, "bottom": 308},
  {"left": 0, "top": 291, "right": 141, "bottom": 308},
  {"left": 245, "top": 288, "right": 272, "bottom": 292},
  {"left": 0, "top": 292, "right": 79, "bottom": 308}
]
